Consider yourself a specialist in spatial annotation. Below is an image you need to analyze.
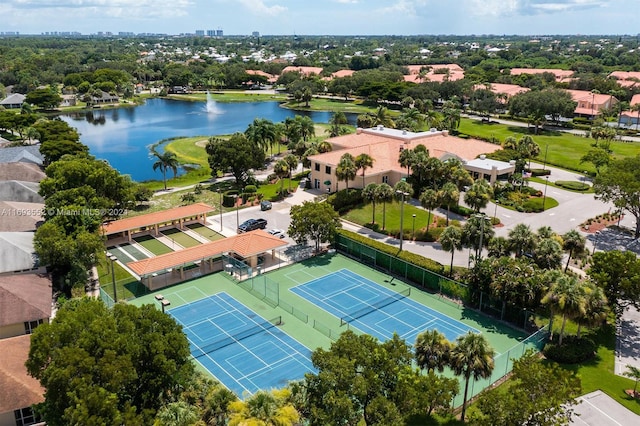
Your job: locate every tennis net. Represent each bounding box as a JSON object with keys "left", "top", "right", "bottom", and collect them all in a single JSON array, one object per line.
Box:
[
  {"left": 192, "top": 316, "right": 282, "bottom": 358},
  {"left": 340, "top": 288, "right": 411, "bottom": 326}
]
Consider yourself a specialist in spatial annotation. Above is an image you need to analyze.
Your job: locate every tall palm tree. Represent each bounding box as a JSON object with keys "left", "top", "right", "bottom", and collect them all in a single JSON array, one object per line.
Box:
[
  {"left": 151, "top": 148, "right": 179, "bottom": 190},
  {"left": 419, "top": 189, "right": 440, "bottom": 231},
  {"left": 508, "top": 223, "right": 536, "bottom": 258},
  {"left": 440, "top": 225, "right": 463, "bottom": 276},
  {"left": 202, "top": 386, "right": 237, "bottom": 426},
  {"left": 415, "top": 329, "right": 453, "bottom": 373},
  {"left": 376, "top": 183, "right": 394, "bottom": 231},
  {"left": 542, "top": 273, "right": 587, "bottom": 345},
  {"left": 562, "top": 229, "right": 586, "bottom": 272},
  {"left": 284, "top": 154, "right": 298, "bottom": 192},
  {"left": 297, "top": 116, "right": 315, "bottom": 141},
  {"left": 355, "top": 153, "right": 374, "bottom": 188},
  {"left": 398, "top": 148, "right": 415, "bottom": 178},
  {"left": 362, "top": 183, "right": 379, "bottom": 224},
  {"left": 518, "top": 135, "right": 541, "bottom": 169},
  {"left": 439, "top": 182, "right": 460, "bottom": 226},
  {"left": 274, "top": 159, "right": 290, "bottom": 197},
  {"left": 372, "top": 105, "right": 395, "bottom": 128},
  {"left": 575, "top": 281, "right": 608, "bottom": 338},
  {"left": 155, "top": 401, "right": 199, "bottom": 426},
  {"left": 335, "top": 153, "right": 357, "bottom": 192},
  {"left": 245, "top": 118, "right": 277, "bottom": 156},
  {"left": 463, "top": 178, "right": 493, "bottom": 213},
  {"left": 450, "top": 332, "right": 495, "bottom": 422},
  {"left": 534, "top": 238, "right": 563, "bottom": 270}
]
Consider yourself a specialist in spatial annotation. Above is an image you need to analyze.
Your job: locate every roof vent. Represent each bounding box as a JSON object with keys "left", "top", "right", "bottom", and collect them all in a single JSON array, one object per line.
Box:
[
  {"left": 430, "top": 128, "right": 437, "bottom": 132},
  {"left": 480, "top": 154, "right": 486, "bottom": 160},
  {"left": 378, "top": 125, "right": 384, "bottom": 131},
  {"left": 402, "top": 130, "right": 407, "bottom": 135}
]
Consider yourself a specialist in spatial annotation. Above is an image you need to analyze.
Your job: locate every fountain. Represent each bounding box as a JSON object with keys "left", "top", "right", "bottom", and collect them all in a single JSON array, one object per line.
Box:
[{"left": 205, "top": 90, "right": 221, "bottom": 114}]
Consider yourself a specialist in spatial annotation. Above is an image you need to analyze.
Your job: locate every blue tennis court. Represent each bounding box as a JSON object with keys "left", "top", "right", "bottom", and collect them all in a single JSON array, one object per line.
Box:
[
  {"left": 291, "top": 269, "right": 479, "bottom": 344},
  {"left": 168, "top": 292, "right": 316, "bottom": 397}
]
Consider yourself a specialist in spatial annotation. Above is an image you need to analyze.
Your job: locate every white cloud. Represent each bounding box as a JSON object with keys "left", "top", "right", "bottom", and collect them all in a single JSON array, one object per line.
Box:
[
  {"left": 237, "top": 0, "right": 287, "bottom": 16},
  {"left": 6, "top": 0, "right": 193, "bottom": 19}
]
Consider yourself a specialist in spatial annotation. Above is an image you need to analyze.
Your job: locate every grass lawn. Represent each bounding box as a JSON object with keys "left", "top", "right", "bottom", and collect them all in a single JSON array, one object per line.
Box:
[
  {"left": 343, "top": 200, "right": 449, "bottom": 234},
  {"left": 282, "top": 97, "right": 373, "bottom": 114},
  {"left": 166, "top": 91, "right": 288, "bottom": 103},
  {"left": 133, "top": 234, "right": 173, "bottom": 255},
  {"left": 457, "top": 118, "right": 640, "bottom": 173},
  {"left": 96, "top": 259, "right": 143, "bottom": 301}
]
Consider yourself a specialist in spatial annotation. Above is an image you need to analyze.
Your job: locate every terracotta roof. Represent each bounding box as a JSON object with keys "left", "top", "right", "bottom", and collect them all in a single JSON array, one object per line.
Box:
[
  {"left": 331, "top": 70, "right": 355, "bottom": 79},
  {"left": 0, "top": 163, "right": 45, "bottom": 182},
  {"left": 102, "top": 203, "right": 214, "bottom": 235},
  {"left": 245, "top": 70, "right": 277, "bottom": 82},
  {"left": 476, "top": 83, "right": 530, "bottom": 99},
  {"left": 0, "top": 335, "right": 44, "bottom": 413},
  {"left": 126, "top": 230, "right": 287, "bottom": 276},
  {"left": 281, "top": 66, "right": 323, "bottom": 77},
  {"left": 509, "top": 68, "right": 574, "bottom": 80},
  {"left": 309, "top": 129, "right": 501, "bottom": 176},
  {"left": 406, "top": 64, "right": 464, "bottom": 74},
  {"left": 631, "top": 94, "right": 640, "bottom": 106},
  {"left": 0, "top": 274, "right": 52, "bottom": 327},
  {"left": 609, "top": 71, "right": 640, "bottom": 82}
]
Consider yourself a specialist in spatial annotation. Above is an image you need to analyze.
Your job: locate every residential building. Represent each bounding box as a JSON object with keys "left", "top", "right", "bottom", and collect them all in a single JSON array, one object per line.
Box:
[
  {"left": 508, "top": 68, "right": 574, "bottom": 83},
  {"left": 477, "top": 83, "right": 530, "bottom": 103},
  {"left": 0, "top": 94, "right": 26, "bottom": 110},
  {"left": 281, "top": 66, "right": 323, "bottom": 77},
  {"left": 608, "top": 71, "right": 640, "bottom": 88},
  {"left": 567, "top": 89, "right": 618, "bottom": 118},
  {"left": 403, "top": 64, "right": 465, "bottom": 83},
  {"left": 0, "top": 274, "right": 51, "bottom": 339},
  {"left": 0, "top": 335, "right": 44, "bottom": 426},
  {"left": 308, "top": 127, "right": 514, "bottom": 192}
]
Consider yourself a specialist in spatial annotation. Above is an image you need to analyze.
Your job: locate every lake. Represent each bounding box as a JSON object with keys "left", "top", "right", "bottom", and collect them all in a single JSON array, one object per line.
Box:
[{"left": 60, "top": 98, "right": 356, "bottom": 182}]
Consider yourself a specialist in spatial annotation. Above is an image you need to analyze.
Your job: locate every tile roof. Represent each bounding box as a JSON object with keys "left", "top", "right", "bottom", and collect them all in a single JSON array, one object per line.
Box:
[
  {"left": 0, "top": 335, "right": 44, "bottom": 413},
  {"left": 0, "top": 180, "right": 43, "bottom": 203},
  {"left": 478, "top": 83, "right": 530, "bottom": 98},
  {"left": 0, "top": 232, "right": 38, "bottom": 274},
  {"left": 0, "top": 201, "right": 44, "bottom": 232},
  {"left": 609, "top": 71, "right": 640, "bottom": 82},
  {"left": 0, "top": 163, "right": 45, "bottom": 182},
  {"left": 0, "top": 146, "right": 43, "bottom": 165},
  {"left": 310, "top": 128, "right": 502, "bottom": 175},
  {"left": 631, "top": 94, "right": 640, "bottom": 106},
  {"left": 281, "top": 66, "right": 323, "bottom": 76},
  {"left": 0, "top": 273, "right": 52, "bottom": 327},
  {"left": 102, "top": 203, "right": 215, "bottom": 235},
  {"left": 331, "top": 70, "right": 355, "bottom": 78},
  {"left": 0, "top": 93, "right": 26, "bottom": 106},
  {"left": 509, "top": 68, "right": 574, "bottom": 81},
  {"left": 126, "top": 230, "right": 287, "bottom": 276}
]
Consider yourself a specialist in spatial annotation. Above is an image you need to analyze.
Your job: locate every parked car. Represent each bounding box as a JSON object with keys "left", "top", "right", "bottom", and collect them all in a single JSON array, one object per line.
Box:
[
  {"left": 268, "top": 229, "right": 285, "bottom": 239},
  {"left": 260, "top": 200, "right": 272, "bottom": 211},
  {"left": 238, "top": 218, "right": 268, "bottom": 233}
]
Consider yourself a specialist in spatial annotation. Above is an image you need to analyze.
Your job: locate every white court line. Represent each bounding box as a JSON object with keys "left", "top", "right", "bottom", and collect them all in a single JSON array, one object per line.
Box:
[{"left": 576, "top": 395, "right": 624, "bottom": 426}]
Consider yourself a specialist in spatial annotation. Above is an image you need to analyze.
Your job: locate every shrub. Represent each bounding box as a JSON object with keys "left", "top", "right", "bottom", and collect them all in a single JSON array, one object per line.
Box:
[
  {"left": 328, "top": 189, "right": 364, "bottom": 215},
  {"left": 555, "top": 181, "right": 590, "bottom": 191},
  {"left": 222, "top": 190, "right": 239, "bottom": 207},
  {"left": 530, "top": 168, "right": 551, "bottom": 177},
  {"left": 293, "top": 170, "right": 310, "bottom": 180},
  {"left": 244, "top": 184, "right": 257, "bottom": 194},
  {"left": 522, "top": 197, "right": 545, "bottom": 213},
  {"left": 439, "top": 278, "right": 471, "bottom": 302},
  {"left": 446, "top": 203, "right": 474, "bottom": 217},
  {"left": 193, "top": 184, "right": 204, "bottom": 194},
  {"left": 543, "top": 336, "right": 596, "bottom": 364},
  {"left": 490, "top": 216, "right": 501, "bottom": 226},
  {"left": 181, "top": 192, "right": 196, "bottom": 204}
]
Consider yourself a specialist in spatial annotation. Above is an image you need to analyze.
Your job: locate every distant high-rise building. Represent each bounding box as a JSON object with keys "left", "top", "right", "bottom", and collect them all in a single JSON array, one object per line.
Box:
[
  {"left": 207, "top": 30, "right": 215, "bottom": 37},
  {"left": 195, "top": 30, "right": 205, "bottom": 36},
  {"left": 252, "top": 31, "right": 260, "bottom": 37},
  {"left": 216, "top": 29, "right": 223, "bottom": 37}
]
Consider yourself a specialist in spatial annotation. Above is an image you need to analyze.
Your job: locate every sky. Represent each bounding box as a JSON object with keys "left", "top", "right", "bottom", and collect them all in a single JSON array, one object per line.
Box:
[{"left": 2, "top": 0, "right": 639, "bottom": 36}]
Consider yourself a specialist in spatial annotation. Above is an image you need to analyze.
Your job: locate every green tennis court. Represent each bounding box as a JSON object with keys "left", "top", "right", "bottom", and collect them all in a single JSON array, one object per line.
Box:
[
  {"left": 187, "top": 223, "right": 225, "bottom": 241},
  {"left": 133, "top": 234, "right": 173, "bottom": 255},
  {"left": 161, "top": 227, "right": 201, "bottom": 248},
  {"left": 118, "top": 242, "right": 149, "bottom": 260}
]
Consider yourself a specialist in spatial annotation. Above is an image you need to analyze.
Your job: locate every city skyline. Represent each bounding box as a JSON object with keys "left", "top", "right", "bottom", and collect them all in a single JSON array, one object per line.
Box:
[{"left": 2, "top": 0, "right": 639, "bottom": 37}]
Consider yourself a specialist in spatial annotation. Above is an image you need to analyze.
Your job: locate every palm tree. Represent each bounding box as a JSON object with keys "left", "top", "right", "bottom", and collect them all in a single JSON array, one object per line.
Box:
[
  {"left": 376, "top": 183, "right": 394, "bottom": 231},
  {"left": 415, "top": 329, "right": 453, "bottom": 373},
  {"left": 502, "top": 135, "right": 518, "bottom": 150},
  {"left": 245, "top": 118, "right": 277, "bottom": 156},
  {"left": 355, "top": 153, "right": 374, "bottom": 188},
  {"left": 541, "top": 273, "right": 587, "bottom": 345},
  {"left": 575, "top": 281, "right": 608, "bottom": 338},
  {"left": 372, "top": 105, "right": 395, "bottom": 128},
  {"left": 534, "top": 238, "right": 563, "bottom": 270},
  {"left": 450, "top": 332, "right": 495, "bottom": 422},
  {"left": 463, "top": 179, "right": 493, "bottom": 213},
  {"left": 316, "top": 140, "right": 332, "bottom": 153},
  {"left": 155, "top": 401, "right": 199, "bottom": 426},
  {"left": 624, "top": 365, "right": 640, "bottom": 397},
  {"left": 419, "top": 189, "right": 440, "bottom": 231},
  {"left": 508, "top": 223, "right": 536, "bottom": 258},
  {"left": 487, "top": 236, "right": 511, "bottom": 258},
  {"left": 518, "top": 135, "right": 541, "bottom": 169},
  {"left": 202, "top": 386, "right": 237, "bottom": 426},
  {"left": 151, "top": 148, "right": 179, "bottom": 190},
  {"left": 298, "top": 116, "right": 315, "bottom": 141},
  {"left": 228, "top": 389, "right": 299, "bottom": 426},
  {"left": 562, "top": 229, "right": 586, "bottom": 272},
  {"left": 439, "top": 182, "right": 460, "bottom": 226},
  {"left": 274, "top": 159, "right": 290, "bottom": 197},
  {"left": 398, "top": 148, "right": 415, "bottom": 178},
  {"left": 335, "top": 153, "right": 357, "bottom": 192},
  {"left": 327, "top": 111, "right": 348, "bottom": 137},
  {"left": 362, "top": 183, "right": 379, "bottom": 224},
  {"left": 284, "top": 154, "right": 298, "bottom": 192},
  {"left": 440, "top": 225, "right": 463, "bottom": 276}
]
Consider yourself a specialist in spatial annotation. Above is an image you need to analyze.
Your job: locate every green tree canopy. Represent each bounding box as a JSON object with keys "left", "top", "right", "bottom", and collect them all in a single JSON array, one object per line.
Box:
[
  {"left": 206, "top": 133, "right": 266, "bottom": 186},
  {"left": 289, "top": 201, "right": 342, "bottom": 252},
  {"left": 588, "top": 249, "right": 640, "bottom": 316},
  {"left": 26, "top": 299, "right": 194, "bottom": 426}
]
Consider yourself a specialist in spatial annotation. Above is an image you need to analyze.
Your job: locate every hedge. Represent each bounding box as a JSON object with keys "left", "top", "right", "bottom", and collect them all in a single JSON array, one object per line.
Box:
[
  {"left": 555, "top": 180, "right": 590, "bottom": 191},
  {"left": 336, "top": 229, "right": 445, "bottom": 274}
]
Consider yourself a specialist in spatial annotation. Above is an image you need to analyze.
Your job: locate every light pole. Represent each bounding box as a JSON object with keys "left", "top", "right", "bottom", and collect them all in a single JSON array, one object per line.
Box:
[
  {"left": 233, "top": 194, "right": 240, "bottom": 232},
  {"left": 108, "top": 254, "right": 117, "bottom": 303},
  {"left": 474, "top": 213, "right": 490, "bottom": 264},
  {"left": 396, "top": 190, "right": 409, "bottom": 251},
  {"left": 412, "top": 214, "right": 416, "bottom": 241},
  {"left": 217, "top": 188, "right": 223, "bottom": 231},
  {"left": 592, "top": 231, "right": 600, "bottom": 255},
  {"left": 542, "top": 176, "right": 549, "bottom": 211}
]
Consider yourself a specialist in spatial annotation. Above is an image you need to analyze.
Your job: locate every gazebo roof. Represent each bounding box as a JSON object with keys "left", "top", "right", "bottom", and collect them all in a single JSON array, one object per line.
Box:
[
  {"left": 102, "top": 203, "right": 214, "bottom": 235},
  {"left": 125, "top": 230, "right": 287, "bottom": 276}
]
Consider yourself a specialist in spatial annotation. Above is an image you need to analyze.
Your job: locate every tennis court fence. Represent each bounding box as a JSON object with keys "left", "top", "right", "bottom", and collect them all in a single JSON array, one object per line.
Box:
[
  {"left": 192, "top": 316, "right": 282, "bottom": 358},
  {"left": 340, "top": 287, "right": 411, "bottom": 326}
]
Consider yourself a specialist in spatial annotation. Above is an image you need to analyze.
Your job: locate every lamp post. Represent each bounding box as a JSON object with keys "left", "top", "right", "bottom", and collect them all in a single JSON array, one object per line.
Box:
[
  {"left": 592, "top": 231, "right": 600, "bottom": 255},
  {"left": 396, "top": 190, "right": 409, "bottom": 251},
  {"left": 108, "top": 254, "right": 118, "bottom": 303},
  {"left": 474, "top": 213, "right": 490, "bottom": 264},
  {"left": 412, "top": 214, "right": 416, "bottom": 241},
  {"left": 542, "top": 176, "right": 549, "bottom": 211},
  {"left": 217, "top": 188, "right": 223, "bottom": 231},
  {"left": 232, "top": 194, "right": 240, "bottom": 232}
]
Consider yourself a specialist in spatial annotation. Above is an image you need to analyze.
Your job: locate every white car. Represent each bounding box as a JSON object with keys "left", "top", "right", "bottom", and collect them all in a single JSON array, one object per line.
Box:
[{"left": 268, "top": 229, "right": 285, "bottom": 239}]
